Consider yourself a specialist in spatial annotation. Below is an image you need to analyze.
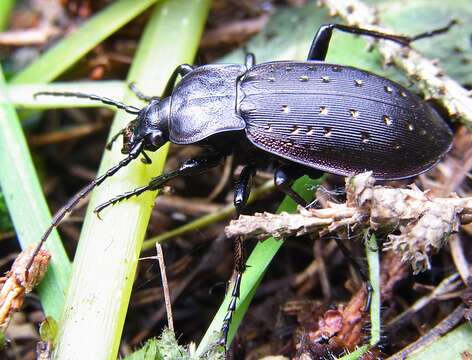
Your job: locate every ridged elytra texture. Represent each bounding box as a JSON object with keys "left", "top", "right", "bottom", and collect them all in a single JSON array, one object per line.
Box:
[{"left": 239, "top": 61, "right": 452, "bottom": 180}]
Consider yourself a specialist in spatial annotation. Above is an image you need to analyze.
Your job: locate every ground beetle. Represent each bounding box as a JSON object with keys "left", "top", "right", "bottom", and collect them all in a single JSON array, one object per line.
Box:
[{"left": 34, "top": 22, "right": 454, "bottom": 348}]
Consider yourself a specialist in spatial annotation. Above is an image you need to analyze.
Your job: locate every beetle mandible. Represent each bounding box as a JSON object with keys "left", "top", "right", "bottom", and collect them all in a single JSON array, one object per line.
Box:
[{"left": 34, "top": 22, "right": 454, "bottom": 348}]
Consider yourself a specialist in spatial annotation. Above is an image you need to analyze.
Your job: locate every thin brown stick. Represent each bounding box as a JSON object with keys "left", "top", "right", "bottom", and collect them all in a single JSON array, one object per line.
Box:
[
  {"left": 386, "top": 273, "right": 462, "bottom": 329},
  {"left": 155, "top": 243, "right": 174, "bottom": 332},
  {"left": 387, "top": 305, "right": 466, "bottom": 360}
]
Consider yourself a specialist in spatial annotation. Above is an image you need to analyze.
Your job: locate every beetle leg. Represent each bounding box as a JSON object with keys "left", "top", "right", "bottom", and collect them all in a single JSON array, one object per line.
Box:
[
  {"left": 244, "top": 53, "right": 256, "bottom": 69},
  {"left": 94, "top": 152, "right": 224, "bottom": 216},
  {"left": 218, "top": 164, "right": 256, "bottom": 348},
  {"left": 233, "top": 164, "right": 256, "bottom": 215},
  {"left": 274, "top": 164, "right": 310, "bottom": 206},
  {"left": 307, "top": 22, "right": 456, "bottom": 61},
  {"left": 332, "top": 236, "right": 373, "bottom": 312},
  {"left": 162, "top": 64, "right": 194, "bottom": 98},
  {"left": 128, "top": 82, "right": 159, "bottom": 102}
]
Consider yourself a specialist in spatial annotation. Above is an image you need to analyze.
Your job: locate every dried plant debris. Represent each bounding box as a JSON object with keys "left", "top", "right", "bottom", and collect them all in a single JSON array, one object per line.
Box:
[
  {"left": 0, "top": 246, "right": 50, "bottom": 330},
  {"left": 226, "top": 172, "right": 471, "bottom": 273},
  {"left": 462, "top": 283, "right": 472, "bottom": 323},
  {"left": 293, "top": 290, "right": 369, "bottom": 358}
]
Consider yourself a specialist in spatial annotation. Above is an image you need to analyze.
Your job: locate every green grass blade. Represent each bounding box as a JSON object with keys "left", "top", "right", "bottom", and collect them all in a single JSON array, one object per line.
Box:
[
  {"left": 7, "top": 81, "right": 125, "bottom": 109},
  {"left": 53, "top": 1, "right": 211, "bottom": 359},
  {"left": 366, "top": 233, "right": 381, "bottom": 347},
  {"left": 11, "top": 0, "right": 158, "bottom": 84},
  {"left": 0, "top": 68, "right": 71, "bottom": 320},
  {"left": 0, "top": 0, "right": 15, "bottom": 30},
  {"left": 408, "top": 323, "right": 472, "bottom": 359},
  {"left": 337, "top": 233, "right": 381, "bottom": 360},
  {"left": 196, "top": 176, "right": 320, "bottom": 354}
]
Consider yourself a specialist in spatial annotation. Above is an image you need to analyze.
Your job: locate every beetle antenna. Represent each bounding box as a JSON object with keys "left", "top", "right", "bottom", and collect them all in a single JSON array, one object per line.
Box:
[
  {"left": 34, "top": 91, "right": 141, "bottom": 115},
  {"left": 25, "top": 141, "right": 144, "bottom": 277}
]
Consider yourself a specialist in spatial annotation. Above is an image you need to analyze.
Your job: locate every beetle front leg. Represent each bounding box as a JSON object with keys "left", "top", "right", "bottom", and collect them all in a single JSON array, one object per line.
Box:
[
  {"left": 128, "top": 82, "right": 159, "bottom": 102},
  {"left": 94, "top": 152, "right": 224, "bottom": 216}
]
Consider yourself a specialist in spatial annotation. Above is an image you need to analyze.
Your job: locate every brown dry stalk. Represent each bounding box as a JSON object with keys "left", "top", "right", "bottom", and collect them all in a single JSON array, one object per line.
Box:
[
  {"left": 317, "top": 0, "right": 472, "bottom": 127},
  {"left": 226, "top": 172, "right": 472, "bottom": 273},
  {"left": 0, "top": 246, "right": 50, "bottom": 329}
]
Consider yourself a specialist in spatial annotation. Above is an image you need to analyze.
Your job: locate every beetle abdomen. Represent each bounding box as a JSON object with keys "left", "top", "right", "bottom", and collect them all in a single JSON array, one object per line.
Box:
[{"left": 239, "top": 61, "right": 452, "bottom": 179}]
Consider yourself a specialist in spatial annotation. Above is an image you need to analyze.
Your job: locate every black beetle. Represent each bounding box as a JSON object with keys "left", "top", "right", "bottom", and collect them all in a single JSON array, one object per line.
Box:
[{"left": 34, "top": 22, "right": 453, "bottom": 347}]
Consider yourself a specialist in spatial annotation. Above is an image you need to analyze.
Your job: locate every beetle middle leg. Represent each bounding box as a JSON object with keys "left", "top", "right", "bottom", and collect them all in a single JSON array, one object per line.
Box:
[
  {"left": 94, "top": 152, "right": 224, "bottom": 216},
  {"left": 219, "top": 164, "right": 256, "bottom": 348}
]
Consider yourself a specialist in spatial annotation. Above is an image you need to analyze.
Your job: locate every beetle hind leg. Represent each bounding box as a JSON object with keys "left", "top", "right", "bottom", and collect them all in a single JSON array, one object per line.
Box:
[
  {"left": 218, "top": 164, "right": 255, "bottom": 349},
  {"left": 307, "top": 22, "right": 456, "bottom": 61}
]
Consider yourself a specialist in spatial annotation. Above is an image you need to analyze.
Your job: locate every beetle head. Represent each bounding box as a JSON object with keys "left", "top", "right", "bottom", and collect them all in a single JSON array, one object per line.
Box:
[{"left": 120, "top": 98, "right": 170, "bottom": 155}]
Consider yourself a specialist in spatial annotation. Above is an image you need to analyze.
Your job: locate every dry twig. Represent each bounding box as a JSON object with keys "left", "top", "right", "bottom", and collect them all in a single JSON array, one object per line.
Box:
[
  {"left": 226, "top": 172, "right": 471, "bottom": 273},
  {"left": 0, "top": 246, "right": 50, "bottom": 329}
]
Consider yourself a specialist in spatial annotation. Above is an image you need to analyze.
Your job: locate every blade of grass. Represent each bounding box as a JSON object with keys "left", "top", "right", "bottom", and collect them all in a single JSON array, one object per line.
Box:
[
  {"left": 337, "top": 232, "right": 381, "bottom": 360},
  {"left": 196, "top": 176, "right": 320, "bottom": 354},
  {"left": 408, "top": 323, "right": 472, "bottom": 360},
  {"left": 366, "top": 233, "right": 381, "bottom": 347},
  {"left": 7, "top": 81, "right": 125, "bottom": 109},
  {"left": 53, "top": 1, "right": 211, "bottom": 359},
  {"left": 0, "top": 0, "right": 70, "bottom": 321},
  {"left": 10, "top": 0, "right": 158, "bottom": 84},
  {"left": 0, "top": 68, "right": 70, "bottom": 320},
  {"left": 0, "top": 0, "right": 15, "bottom": 30}
]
